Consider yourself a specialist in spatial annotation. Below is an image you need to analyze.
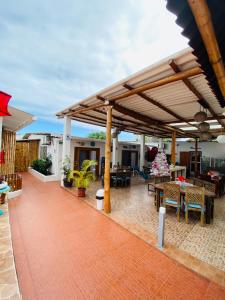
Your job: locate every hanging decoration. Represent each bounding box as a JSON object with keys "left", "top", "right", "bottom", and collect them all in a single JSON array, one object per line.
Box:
[
  {"left": 194, "top": 106, "right": 211, "bottom": 141},
  {"left": 0, "top": 91, "right": 11, "bottom": 116},
  {"left": 198, "top": 122, "right": 210, "bottom": 132},
  {"left": 194, "top": 111, "right": 207, "bottom": 122},
  {"left": 200, "top": 132, "right": 212, "bottom": 141}
]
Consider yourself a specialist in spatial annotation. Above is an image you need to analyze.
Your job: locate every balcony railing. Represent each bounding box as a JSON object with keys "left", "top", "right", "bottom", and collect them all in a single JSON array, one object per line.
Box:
[{"left": 1, "top": 173, "right": 22, "bottom": 191}]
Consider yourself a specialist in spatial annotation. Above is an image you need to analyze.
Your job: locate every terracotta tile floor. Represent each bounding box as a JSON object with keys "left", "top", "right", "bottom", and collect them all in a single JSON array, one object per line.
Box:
[
  {"left": 83, "top": 178, "right": 225, "bottom": 278},
  {"left": 9, "top": 173, "right": 225, "bottom": 300}
]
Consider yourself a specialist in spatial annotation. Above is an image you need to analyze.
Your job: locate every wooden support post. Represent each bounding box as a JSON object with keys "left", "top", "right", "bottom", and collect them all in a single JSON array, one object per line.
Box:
[
  {"left": 104, "top": 106, "right": 112, "bottom": 213},
  {"left": 171, "top": 131, "right": 176, "bottom": 165},
  {"left": 188, "top": 0, "right": 225, "bottom": 101},
  {"left": 194, "top": 138, "right": 198, "bottom": 177}
]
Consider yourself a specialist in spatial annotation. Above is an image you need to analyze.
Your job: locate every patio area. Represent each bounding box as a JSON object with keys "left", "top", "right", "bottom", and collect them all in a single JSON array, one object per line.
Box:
[
  {"left": 75, "top": 177, "right": 225, "bottom": 281},
  {"left": 7, "top": 173, "right": 225, "bottom": 299}
]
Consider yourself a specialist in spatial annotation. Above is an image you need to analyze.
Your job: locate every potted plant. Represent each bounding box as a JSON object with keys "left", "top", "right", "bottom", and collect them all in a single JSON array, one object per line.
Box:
[
  {"left": 62, "top": 156, "right": 73, "bottom": 187},
  {"left": 69, "top": 160, "right": 97, "bottom": 197}
]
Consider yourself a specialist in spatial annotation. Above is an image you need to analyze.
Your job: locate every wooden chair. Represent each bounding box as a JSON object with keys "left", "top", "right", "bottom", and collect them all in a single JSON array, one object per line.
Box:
[
  {"left": 148, "top": 175, "right": 170, "bottom": 206},
  {"left": 185, "top": 186, "right": 205, "bottom": 226},
  {"left": 193, "top": 178, "right": 204, "bottom": 187},
  {"left": 163, "top": 183, "right": 181, "bottom": 221}
]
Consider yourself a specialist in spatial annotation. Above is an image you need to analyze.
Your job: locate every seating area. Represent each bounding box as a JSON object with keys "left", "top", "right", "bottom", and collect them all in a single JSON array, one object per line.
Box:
[{"left": 101, "top": 167, "right": 132, "bottom": 188}]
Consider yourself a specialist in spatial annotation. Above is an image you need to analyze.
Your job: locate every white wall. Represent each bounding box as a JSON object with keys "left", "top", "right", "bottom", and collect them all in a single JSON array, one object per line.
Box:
[
  {"left": 70, "top": 139, "right": 105, "bottom": 169},
  {"left": 166, "top": 141, "right": 225, "bottom": 163},
  {"left": 26, "top": 133, "right": 225, "bottom": 177}
]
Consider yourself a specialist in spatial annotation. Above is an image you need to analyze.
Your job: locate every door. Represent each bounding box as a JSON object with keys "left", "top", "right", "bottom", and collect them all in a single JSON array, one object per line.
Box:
[
  {"left": 74, "top": 147, "right": 100, "bottom": 177},
  {"left": 122, "top": 150, "right": 138, "bottom": 167}
]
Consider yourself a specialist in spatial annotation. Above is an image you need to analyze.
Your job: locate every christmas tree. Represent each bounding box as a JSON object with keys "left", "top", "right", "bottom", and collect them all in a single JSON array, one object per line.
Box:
[{"left": 150, "top": 150, "right": 170, "bottom": 176}]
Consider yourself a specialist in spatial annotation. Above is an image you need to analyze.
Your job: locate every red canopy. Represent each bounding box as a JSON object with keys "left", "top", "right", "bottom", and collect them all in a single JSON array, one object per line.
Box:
[{"left": 0, "top": 91, "right": 11, "bottom": 116}]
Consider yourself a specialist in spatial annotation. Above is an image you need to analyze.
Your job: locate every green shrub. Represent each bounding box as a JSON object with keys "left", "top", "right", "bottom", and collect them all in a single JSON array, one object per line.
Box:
[{"left": 32, "top": 156, "right": 52, "bottom": 175}]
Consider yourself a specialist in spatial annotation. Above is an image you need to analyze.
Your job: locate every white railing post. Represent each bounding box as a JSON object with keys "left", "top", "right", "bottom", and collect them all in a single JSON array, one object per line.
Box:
[{"left": 158, "top": 206, "right": 166, "bottom": 249}]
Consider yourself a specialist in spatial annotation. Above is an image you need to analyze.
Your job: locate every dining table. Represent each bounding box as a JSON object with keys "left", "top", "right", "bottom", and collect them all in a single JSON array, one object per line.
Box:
[{"left": 151, "top": 181, "right": 216, "bottom": 224}]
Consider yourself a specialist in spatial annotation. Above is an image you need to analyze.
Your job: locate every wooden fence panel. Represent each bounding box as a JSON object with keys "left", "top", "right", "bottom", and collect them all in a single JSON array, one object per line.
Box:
[
  {"left": 29, "top": 140, "right": 39, "bottom": 165},
  {"left": 15, "top": 141, "right": 29, "bottom": 172},
  {"left": 15, "top": 140, "right": 40, "bottom": 172},
  {"left": 0, "top": 130, "right": 16, "bottom": 175}
]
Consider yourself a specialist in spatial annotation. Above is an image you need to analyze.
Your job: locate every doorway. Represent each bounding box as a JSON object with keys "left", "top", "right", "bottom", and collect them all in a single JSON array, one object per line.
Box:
[
  {"left": 122, "top": 150, "right": 138, "bottom": 167},
  {"left": 74, "top": 147, "right": 100, "bottom": 176}
]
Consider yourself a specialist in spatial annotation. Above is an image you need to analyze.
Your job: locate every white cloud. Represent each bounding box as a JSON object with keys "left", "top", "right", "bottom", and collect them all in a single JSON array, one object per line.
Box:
[{"left": 0, "top": 0, "right": 188, "bottom": 134}]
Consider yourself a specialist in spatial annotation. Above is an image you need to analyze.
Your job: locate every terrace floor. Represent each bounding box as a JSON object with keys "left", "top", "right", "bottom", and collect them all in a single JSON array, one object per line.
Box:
[
  {"left": 79, "top": 177, "right": 225, "bottom": 285},
  {"left": 8, "top": 173, "right": 225, "bottom": 299}
]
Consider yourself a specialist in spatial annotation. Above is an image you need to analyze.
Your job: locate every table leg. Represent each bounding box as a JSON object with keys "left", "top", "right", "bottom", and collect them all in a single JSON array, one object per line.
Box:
[
  {"left": 205, "top": 197, "right": 211, "bottom": 224},
  {"left": 211, "top": 198, "right": 214, "bottom": 219}
]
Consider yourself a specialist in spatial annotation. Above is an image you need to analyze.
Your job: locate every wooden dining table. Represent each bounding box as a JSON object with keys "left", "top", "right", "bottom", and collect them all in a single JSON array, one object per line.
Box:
[{"left": 151, "top": 181, "right": 216, "bottom": 224}]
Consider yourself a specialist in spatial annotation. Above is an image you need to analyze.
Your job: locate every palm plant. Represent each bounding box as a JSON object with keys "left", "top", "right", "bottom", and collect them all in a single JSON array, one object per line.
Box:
[{"left": 69, "top": 160, "right": 97, "bottom": 196}]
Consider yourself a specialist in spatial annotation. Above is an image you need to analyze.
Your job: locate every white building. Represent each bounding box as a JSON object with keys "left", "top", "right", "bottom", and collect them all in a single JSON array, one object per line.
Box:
[{"left": 20, "top": 132, "right": 225, "bottom": 181}]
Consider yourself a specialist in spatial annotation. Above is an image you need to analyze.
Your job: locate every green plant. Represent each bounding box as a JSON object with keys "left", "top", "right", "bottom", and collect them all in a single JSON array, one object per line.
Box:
[
  {"left": 87, "top": 131, "right": 106, "bottom": 140},
  {"left": 62, "top": 156, "right": 71, "bottom": 179},
  {"left": 69, "top": 160, "right": 97, "bottom": 189},
  {"left": 32, "top": 156, "right": 52, "bottom": 175}
]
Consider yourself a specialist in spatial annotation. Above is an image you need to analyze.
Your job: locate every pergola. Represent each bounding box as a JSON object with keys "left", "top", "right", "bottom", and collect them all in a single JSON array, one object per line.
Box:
[{"left": 57, "top": 0, "right": 225, "bottom": 214}]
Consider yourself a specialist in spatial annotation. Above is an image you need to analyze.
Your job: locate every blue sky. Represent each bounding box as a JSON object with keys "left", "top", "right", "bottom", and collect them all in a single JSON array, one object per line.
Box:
[{"left": 0, "top": 0, "right": 188, "bottom": 141}]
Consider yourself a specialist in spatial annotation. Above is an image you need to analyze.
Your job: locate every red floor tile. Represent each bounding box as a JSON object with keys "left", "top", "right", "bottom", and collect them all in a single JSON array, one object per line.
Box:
[{"left": 9, "top": 173, "right": 225, "bottom": 300}]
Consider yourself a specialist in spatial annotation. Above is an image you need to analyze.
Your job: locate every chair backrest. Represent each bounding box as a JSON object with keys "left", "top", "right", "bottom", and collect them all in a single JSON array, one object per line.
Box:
[
  {"left": 163, "top": 183, "right": 180, "bottom": 203},
  {"left": 154, "top": 175, "right": 171, "bottom": 184},
  {"left": 161, "top": 175, "right": 171, "bottom": 183},
  {"left": 193, "top": 178, "right": 204, "bottom": 187},
  {"left": 185, "top": 186, "right": 205, "bottom": 207},
  {"left": 204, "top": 182, "right": 216, "bottom": 193}
]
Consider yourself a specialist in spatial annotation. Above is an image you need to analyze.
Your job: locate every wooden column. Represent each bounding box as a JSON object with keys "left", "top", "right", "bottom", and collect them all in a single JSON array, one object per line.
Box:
[
  {"left": 194, "top": 138, "right": 198, "bottom": 177},
  {"left": 171, "top": 131, "right": 176, "bottom": 165},
  {"left": 104, "top": 106, "right": 112, "bottom": 213},
  {"left": 188, "top": 0, "right": 225, "bottom": 100}
]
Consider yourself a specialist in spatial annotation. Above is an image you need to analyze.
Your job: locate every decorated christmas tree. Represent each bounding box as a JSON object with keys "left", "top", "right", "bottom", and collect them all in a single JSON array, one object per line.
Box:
[{"left": 150, "top": 150, "right": 170, "bottom": 176}]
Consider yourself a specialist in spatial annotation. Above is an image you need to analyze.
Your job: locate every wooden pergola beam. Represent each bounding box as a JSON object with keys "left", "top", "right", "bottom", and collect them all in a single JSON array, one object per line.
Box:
[
  {"left": 123, "top": 83, "right": 198, "bottom": 128},
  {"left": 108, "top": 66, "right": 202, "bottom": 102},
  {"left": 169, "top": 60, "right": 225, "bottom": 129},
  {"left": 64, "top": 66, "right": 202, "bottom": 117},
  {"left": 97, "top": 95, "right": 176, "bottom": 135},
  {"left": 72, "top": 115, "right": 169, "bottom": 137},
  {"left": 113, "top": 103, "right": 195, "bottom": 138},
  {"left": 188, "top": 0, "right": 225, "bottom": 102}
]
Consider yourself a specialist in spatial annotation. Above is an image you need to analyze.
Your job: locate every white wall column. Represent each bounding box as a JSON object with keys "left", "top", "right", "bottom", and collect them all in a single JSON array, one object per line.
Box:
[
  {"left": 61, "top": 116, "right": 71, "bottom": 186},
  {"left": 0, "top": 117, "right": 3, "bottom": 150},
  {"left": 140, "top": 134, "right": 145, "bottom": 171},
  {"left": 159, "top": 138, "right": 163, "bottom": 150},
  {"left": 112, "top": 134, "right": 119, "bottom": 167}
]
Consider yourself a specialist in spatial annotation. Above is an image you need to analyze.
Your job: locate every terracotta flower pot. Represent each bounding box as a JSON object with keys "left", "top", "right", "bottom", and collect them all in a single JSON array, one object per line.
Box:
[{"left": 76, "top": 188, "right": 86, "bottom": 197}]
